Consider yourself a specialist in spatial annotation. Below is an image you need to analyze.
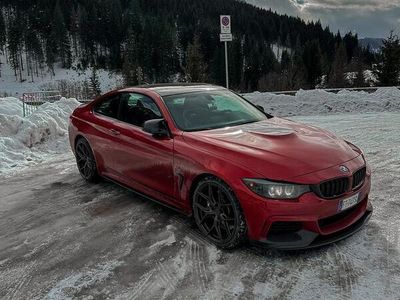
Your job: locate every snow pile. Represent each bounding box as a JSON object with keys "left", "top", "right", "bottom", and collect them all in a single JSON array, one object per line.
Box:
[
  {"left": 244, "top": 87, "right": 400, "bottom": 117},
  {"left": 0, "top": 97, "right": 80, "bottom": 174},
  {"left": 0, "top": 97, "right": 25, "bottom": 116}
]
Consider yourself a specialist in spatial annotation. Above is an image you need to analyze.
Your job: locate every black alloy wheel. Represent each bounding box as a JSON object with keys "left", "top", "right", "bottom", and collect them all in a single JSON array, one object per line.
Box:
[
  {"left": 192, "top": 177, "right": 247, "bottom": 249},
  {"left": 75, "top": 138, "right": 99, "bottom": 183}
]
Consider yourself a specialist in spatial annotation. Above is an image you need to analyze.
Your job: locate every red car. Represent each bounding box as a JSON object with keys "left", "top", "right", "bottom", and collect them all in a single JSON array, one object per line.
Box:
[{"left": 68, "top": 84, "right": 372, "bottom": 249}]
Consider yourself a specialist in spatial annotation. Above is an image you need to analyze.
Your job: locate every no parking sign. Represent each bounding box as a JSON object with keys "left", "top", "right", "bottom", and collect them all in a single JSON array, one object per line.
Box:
[
  {"left": 220, "top": 15, "right": 231, "bottom": 34},
  {"left": 220, "top": 15, "right": 231, "bottom": 89}
]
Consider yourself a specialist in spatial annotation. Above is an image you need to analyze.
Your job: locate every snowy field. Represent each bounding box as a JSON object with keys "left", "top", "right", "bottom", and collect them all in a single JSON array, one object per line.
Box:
[
  {"left": 0, "top": 54, "right": 122, "bottom": 97},
  {"left": 0, "top": 89, "right": 400, "bottom": 299}
]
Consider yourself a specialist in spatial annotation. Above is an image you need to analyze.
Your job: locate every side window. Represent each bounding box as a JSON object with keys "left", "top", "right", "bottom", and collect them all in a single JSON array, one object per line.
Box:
[
  {"left": 119, "top": 93, "right": 162, "bottom": 127},
  {"left": 94, "top": 95, "right": 120, "bottom": 119}
]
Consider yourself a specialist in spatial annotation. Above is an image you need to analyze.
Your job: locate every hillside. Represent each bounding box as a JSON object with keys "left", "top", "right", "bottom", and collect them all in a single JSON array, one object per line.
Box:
[{"left": 0, "top": 0, "right": 373, "bottom": 93}]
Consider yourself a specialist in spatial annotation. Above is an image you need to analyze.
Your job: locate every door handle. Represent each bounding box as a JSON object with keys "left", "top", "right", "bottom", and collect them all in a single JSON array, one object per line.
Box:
[{"left": 109, "top": 129, "right": 120, "bottom": 136}]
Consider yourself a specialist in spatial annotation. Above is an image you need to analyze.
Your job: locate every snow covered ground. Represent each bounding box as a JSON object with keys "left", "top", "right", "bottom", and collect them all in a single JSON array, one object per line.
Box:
[
  {"left": 0, "top": 54, "right": 122, "bottom": 97},
  {"left": 0, "top": 88, "right": 399, "bottom": 299},
  {"left": 0, "top": 112, "right": 399, "bottom": 299}
]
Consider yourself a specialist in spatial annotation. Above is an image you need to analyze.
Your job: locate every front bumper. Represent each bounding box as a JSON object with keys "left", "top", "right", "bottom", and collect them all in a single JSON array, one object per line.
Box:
[
  {"left": 251, "top": 203, "right": 372, "bottom": 250},
  {"left": 235, "top": 157, "right": 372, "bottom": 250}
]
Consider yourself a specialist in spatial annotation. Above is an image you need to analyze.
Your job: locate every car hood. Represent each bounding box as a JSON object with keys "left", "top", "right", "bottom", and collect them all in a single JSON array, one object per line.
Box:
[{"left": 182, "top": 118, "right": 360, "bottom": 180}]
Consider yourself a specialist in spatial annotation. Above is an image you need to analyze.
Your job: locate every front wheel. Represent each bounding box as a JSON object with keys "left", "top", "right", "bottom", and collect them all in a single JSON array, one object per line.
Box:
[
  {"left": 75, "top": 138, "right": 99, "bottom": 183},
  {"left": 192, "top": 177, "right": 247, "bottom": 249}
]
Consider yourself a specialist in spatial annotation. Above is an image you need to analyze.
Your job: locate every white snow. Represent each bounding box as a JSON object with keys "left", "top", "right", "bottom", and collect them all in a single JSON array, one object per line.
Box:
[
  {"left": 0, "top": 97, "right": 80, "bottom": 174},
  {"left": 0, "top": 54, "right": 123, "bottom": 97},
  {"left": 244, "top": 87, "right": 400, "bottom": 117}
]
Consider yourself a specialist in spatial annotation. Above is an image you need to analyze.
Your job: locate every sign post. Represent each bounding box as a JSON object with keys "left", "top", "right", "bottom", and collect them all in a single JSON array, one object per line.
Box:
[{"left": 220, "top": 15, "right": 232, "bottom": 89}]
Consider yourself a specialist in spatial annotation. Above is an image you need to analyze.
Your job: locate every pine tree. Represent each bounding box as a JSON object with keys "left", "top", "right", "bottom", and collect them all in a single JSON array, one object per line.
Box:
[
  {"left": 45, "top": 38, "right": 56, "bottom": 76},
  {"left": 354, "top": 55, "right": 366, "bottom": 87},
  {"left": 0, "top": 10, "right": 5, "bottom": 77},
  {"left": 185, "top": 35, "right": 208, "bottom": 82},
  {"left": 53, "top": 1, "right": 72, "bottom": 68},
  {"left": 8, "top": 17, "right": 23, "bottom": 81},
  {"left": 122, "top": 30, "right": 139, "bottom": 86},
  {"left": 374, "top": 32, "right": 400, "bottom": 86},
  {"left": 0, "top": 10, "right": 5, "bottom": 51},
  {"left": 281, "top": 50, "right": 291, "bottom": 70},
  {"left": 288, "top": 49, "right": 307, "bottom": 90},
  {"left": 328, "top": 43, "right": 348, "bottom": 88},
  {"left": 89, "top": 67, "right": 101, "bottom": 96},
  {"left": 302, "top": 40, "right": 322, "bottom": 88}
]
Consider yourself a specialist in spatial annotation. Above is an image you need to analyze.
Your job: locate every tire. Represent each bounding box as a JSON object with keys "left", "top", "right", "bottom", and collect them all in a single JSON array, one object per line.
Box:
[
  {"left": 192, "top": 176, "right": 247, "bottom": 249},
  {"left": 75, "top": 138, "right": 100, "bottom": 183}
]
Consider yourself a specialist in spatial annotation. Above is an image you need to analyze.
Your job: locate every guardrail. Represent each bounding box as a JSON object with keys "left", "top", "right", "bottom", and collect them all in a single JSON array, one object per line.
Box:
[{"left": 21, "top": 91, "right": 62, "bottom": 117}]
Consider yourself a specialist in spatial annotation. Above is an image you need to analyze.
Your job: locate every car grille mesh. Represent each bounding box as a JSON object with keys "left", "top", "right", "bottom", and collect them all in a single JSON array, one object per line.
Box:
[
  {"left": 318, "top": 177, "right": 349, "bottom": 199},
  {"left": 352, "top": 167, "right": 366, "bottom": 189}
]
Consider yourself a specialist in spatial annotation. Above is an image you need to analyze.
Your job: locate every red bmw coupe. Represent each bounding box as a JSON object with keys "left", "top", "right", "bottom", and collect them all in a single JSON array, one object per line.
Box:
[{"left": 68, "top": 84, "right": 372, "bottom": 249}]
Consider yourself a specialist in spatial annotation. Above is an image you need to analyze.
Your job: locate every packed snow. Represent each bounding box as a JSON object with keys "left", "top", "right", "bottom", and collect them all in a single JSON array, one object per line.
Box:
[
  {"left": 0, "top": 112, "right": 399, "bottom": 299},
  {"left": 0, "top": 83, "right": 400, "bottom": 299},
  {"left": 0, "top": 97, "right": 80, "bottom": 174}
]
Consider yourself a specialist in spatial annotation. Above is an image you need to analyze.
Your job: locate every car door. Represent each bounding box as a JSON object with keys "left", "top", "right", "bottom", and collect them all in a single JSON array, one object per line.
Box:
[
  {"left": 110, "top": 92, "right": 175, "bottom": 200},
  {"left": 90, "top": 93, "right": 124, "bottom": 176}
]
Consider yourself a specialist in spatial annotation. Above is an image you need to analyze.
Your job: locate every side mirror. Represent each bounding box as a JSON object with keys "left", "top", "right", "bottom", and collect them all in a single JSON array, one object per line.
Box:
[
  {"left": 255, "top": 104, "right": 265, "bottom": 112},
  {"left": 143, "top": 119, "right": 170, "bottom": 138}
]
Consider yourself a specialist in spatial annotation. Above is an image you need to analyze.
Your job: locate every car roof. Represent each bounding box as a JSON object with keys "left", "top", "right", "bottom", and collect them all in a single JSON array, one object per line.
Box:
[{"left": 120, "top": 83, "right": 225, "bottom": 97}]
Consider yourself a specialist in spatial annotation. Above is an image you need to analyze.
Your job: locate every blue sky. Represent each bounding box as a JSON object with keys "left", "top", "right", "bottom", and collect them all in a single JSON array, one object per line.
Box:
[{"left": 245, "top": 0, "right": 400, "bottom": 38}]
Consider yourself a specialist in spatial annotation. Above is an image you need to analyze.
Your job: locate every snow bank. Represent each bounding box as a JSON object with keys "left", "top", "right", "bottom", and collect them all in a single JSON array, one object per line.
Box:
[
  {"left": 244, "top": 87, "right": 400, "bottom": 117},
  {"left": 0, "top": 97, "right": 80, "bottom": 174}
]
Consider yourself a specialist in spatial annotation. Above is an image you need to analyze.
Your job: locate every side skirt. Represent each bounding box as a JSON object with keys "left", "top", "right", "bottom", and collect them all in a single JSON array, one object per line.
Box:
[{"left": 102, "top": 176, "right": 189, "bottom": 217}]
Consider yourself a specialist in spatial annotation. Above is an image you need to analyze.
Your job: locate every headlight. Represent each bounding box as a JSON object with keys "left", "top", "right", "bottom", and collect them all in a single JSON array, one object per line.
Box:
[{"left": 243, "top": 179, "right": 310, "bottom": 200}]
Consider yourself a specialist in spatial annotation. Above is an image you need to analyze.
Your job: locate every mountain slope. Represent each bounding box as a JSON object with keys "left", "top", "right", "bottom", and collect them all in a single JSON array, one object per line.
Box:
[{"left": 0, "top": 0, "right": 367, "bottom": 92}]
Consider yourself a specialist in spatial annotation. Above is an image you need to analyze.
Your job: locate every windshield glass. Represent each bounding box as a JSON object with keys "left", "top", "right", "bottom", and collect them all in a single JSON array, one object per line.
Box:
[{"left": 163, "top": 90, "right": 268, "bottom": 131}]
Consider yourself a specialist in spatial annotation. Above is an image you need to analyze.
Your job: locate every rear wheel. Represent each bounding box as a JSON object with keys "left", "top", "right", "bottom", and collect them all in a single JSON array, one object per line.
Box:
[
  {"left": 192, "top": 176, "right": 247, "bottom": 249},
  {"left": 75, "top": 138, "right": 99, "bottom": 183}
]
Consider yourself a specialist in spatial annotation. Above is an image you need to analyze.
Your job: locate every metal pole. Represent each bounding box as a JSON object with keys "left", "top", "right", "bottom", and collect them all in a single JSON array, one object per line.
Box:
[{"left": 224, "top": 41, "right": 229, "bottom": 89}]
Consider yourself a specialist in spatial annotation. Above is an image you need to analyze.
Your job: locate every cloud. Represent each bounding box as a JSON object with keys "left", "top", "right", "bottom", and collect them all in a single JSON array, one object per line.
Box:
[{"left": 245, "top": 0, "right": 400, "bottom": 37}]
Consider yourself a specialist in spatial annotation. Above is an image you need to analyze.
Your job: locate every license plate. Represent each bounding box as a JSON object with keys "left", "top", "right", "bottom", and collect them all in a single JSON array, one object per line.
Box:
[{"left": 338, "top": 193, "right": 359, "bottom": 212}]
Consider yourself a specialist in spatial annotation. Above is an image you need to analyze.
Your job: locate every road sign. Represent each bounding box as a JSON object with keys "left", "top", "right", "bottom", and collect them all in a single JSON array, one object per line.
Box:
[
  {"left": 220, "top": 15, "right": 231, "bottom": 34},
  {"left": 220, "top": 33, "right": 233, "bottom": 42}
]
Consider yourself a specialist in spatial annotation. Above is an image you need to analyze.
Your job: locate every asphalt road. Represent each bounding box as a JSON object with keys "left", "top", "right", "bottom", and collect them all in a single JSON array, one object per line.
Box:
[{"left": 1, "top": 113, "right": 399, "bottom": 300}]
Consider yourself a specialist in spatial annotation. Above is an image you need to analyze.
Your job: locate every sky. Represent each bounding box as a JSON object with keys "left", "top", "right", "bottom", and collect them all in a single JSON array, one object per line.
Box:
[{"left": 245, "top": 0, "right": 400, "bottom": 38}]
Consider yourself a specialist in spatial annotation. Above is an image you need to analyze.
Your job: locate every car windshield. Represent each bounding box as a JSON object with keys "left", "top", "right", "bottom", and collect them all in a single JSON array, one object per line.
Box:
[{"left": 163, "top": 90, "right": 269, "bottom": 131}]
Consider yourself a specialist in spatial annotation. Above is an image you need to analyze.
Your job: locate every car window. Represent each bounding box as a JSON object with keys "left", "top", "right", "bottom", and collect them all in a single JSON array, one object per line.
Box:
[
  {"left": 163, "top": 90, "right": 267, "bottom": 131},
  {"left": 94, "top": 95, "right": 120, "bottom": 119},
  {"left": 119, "top": 93, "right": 162, "bottom": 127}
]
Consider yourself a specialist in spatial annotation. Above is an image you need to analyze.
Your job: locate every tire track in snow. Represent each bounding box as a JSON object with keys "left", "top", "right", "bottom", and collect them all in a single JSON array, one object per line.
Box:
[
  {"left": 3, "top": 264, "right": 33, "bottom": 300},
  {"left": 129, "top": 270, "right": 155, "bottom": 300},
  {"left": 332, "top": 244, "right": 360, "bottom": 297},
  {"left": 187, "top": 239, "right": 208, "bottom": 294},
  {"left": 156, "top": 261, "right": 175, "bottom": 290}
]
